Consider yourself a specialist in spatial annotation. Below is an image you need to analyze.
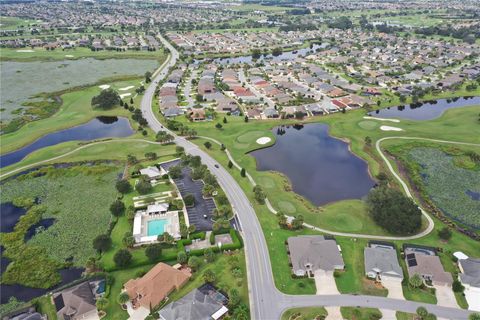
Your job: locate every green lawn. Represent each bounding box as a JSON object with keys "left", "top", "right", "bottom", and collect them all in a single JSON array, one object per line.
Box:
[
  {"left": 0, "top": 47, "right": 166, "bottom": 62},
  {"left": 281, "top": 307, "right": 328, "bottom": 320},
  {"left": 34, "top": 296, "right": 57, "bottom": 320},
  {"left": 0, "top": 16, "right": 38, "bottom": 30},
  {"left": 335, "top": 238, "right": 388, "bottom": 296},
  {"left": 340, "top": 307, "right": 382, "bottom": 320}
]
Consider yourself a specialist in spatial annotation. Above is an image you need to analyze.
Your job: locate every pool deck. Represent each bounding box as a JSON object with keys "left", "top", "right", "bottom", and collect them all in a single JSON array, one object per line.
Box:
[{"left": 133, "top": 210, "right": 181, "bottom": 245}]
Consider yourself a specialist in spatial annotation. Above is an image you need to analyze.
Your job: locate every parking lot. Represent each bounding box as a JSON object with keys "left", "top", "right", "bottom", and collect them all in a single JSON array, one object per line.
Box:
[{"left": 161, "top": 160, "right": 217, "bottom": 231}]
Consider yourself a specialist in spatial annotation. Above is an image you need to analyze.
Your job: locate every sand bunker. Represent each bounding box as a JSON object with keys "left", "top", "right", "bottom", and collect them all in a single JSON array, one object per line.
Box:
[
  {"left": 363, "top": 116, "right": 400, "bottom": 123},
  {"left": 120, "top": 93, "right": 132, "bottom": 98},
  {"left": 256, "top": 137, "right": 272, "bottom": 145},
  {"left": 99, "top": 85, "right": 110, "bottom": 90},
  {"left": 16, "top": 49, "right": 34, "bottom": 53},
  {"left": 119, "top": 86, "right": 135, "bottom": 91},
  {"left": 380, "top": 125, "right": 403, "bottom": 131}
]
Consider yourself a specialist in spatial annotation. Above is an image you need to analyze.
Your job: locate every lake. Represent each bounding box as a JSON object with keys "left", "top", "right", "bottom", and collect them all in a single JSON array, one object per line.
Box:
[
  {"left": 369, "top": 96, "right": 480, "bottom": 120},
  {"left": 0, "top": 116, "right": 133, "bottom": 168},
  {"left": 0, "top": 58, "right": 158, "bottom": 120},
  {"left": 250, "top": 123, "right": 375, "bottom": 206}
]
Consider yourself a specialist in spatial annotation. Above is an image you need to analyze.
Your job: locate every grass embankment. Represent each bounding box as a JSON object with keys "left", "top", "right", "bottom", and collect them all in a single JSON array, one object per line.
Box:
[
  {"left": 170, "top": 106, "right": 480, "bottom": 303},
  {"left": 0, "top": 47, "right": 166, "bottom": 62}
]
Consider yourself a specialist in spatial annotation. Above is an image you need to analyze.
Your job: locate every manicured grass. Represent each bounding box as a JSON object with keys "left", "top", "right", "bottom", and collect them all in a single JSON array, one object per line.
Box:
[
  {"left": 1, "top": 78, "right": 147, "bottom": 154},
  {"left": 396, "top": 311, "right": 416, "bottom": 320},
  {"left": 281, "top": 307, "right": 328, "bottom": 320},
  {"left": 335, "top": 238, "right": 388, "bottom": 296},
  {"left": 168, "top": 251, "right": 249, "bottom": 306},
  {"left": 0, "top": 47, "right": 166, "bottom": 62},
  {"left": 0, "top": 137, "right": 177, "bottom": 178},
  {"left": 340, "top": 307, "right": 382, "bottom": 320},
  {"left": 0, "top": 16, "right": 38, "bottom": 30},
  {"left": 34, "top": 296, "right": 57, "bottom": 320}
]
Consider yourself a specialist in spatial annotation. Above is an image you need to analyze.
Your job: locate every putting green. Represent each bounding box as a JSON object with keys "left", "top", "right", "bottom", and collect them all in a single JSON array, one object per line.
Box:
[
  {"left": 276, "top": 200, "right": 297, "bottom": 214},
  {"left": 236, "top": 130, "right": 267, "bottom": 143},
  {"left": 357, "top": 120, "right": 379, "bottom": 131},
  {"left": 258, "top": 176, "right": 276, "bottom": 189}
]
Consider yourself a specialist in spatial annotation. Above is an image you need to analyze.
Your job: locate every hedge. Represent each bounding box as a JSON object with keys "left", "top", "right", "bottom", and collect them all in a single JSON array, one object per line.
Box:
[{"left": 190, "top": 231, "right": 206, "bottom": 240}]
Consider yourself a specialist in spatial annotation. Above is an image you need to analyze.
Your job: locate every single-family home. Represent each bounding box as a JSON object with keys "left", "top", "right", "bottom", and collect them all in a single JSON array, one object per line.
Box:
[
  {"left": 124, "top": 263, "right": 191, "bottom": 317},
  {"left": 364, "top": 243, "right": 403, "bottom": 282},
  {"left": 404, "top": 246, "right": 453, "bottom": 286},
  {"left": 158, "top": 284, "right": 228, "bottom": 320},
  {"left": 53, "top": 281, "right": 99, "bottom": 320},
  {"left": 287, "top": 235, "right": 344, "bottom": 277},
  {"left": 458, "top": 257, "right": 480, "bottom": 311}
]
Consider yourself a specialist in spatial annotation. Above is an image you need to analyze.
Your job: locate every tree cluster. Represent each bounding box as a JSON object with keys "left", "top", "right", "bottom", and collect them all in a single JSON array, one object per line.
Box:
[{"left": 366, "top": 186, "right": 422, "bottom": 235}]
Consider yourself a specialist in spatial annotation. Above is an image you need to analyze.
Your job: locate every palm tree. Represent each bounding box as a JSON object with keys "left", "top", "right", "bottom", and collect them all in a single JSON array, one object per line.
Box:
[{"left": 117, "top": 292, "right": 130, "bottom": 305}]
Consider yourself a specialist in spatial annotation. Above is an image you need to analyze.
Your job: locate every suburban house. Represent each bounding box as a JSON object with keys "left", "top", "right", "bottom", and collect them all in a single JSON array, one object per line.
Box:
[
  {"left": 364, "top": 243, "right": 403, "bottom": 282},
  {"left": 124, "top": 263, "right": 191, "bottom": 317},
  {"left": 53, "top": 281, "right": 99, "bottom": 320},
  {"left": 458, "top": 257, "right": 480, "bottom": 311},
  {"left": 287, "top": 235, "right": 344, "bottom": 277},
  {"left": 404, "top": 246, "right": 453, "bottom": 286},
  {"left": 158, "top": 284, "right": 229, "bottom": 320}
]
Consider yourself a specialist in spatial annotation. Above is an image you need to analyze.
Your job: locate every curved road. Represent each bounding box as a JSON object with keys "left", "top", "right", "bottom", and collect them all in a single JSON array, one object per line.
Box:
[{"left": 142, "top": 36, "right": 473, "bottom": 320}]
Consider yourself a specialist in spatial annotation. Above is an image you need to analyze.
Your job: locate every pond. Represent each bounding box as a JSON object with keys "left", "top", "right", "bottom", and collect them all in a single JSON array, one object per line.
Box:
[
  {"left": 369, "top": 96, "right": 480, "bottom": 120},
  {"left": 195, "top": 43, "right": 326, "bottom": 65},
  {"left": 0, "top": 116, "right": 133, "bottom": 168},
  {"left": 250, "top": 123, "right": 375, "bottom": 206},
  {"left": 0, "top": 267, "right": 84, "bottom": 304},
  {"left": 0, "top": 58, "right": 158, "bottom": 120},
  {"left": 0, "top": 202, "right": 27, "bottom": 233}
]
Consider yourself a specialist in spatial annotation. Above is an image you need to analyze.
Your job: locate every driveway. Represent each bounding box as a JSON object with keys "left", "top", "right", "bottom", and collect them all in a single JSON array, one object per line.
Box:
[
  {"left": 314, "top": 270, "right": 339, "bottom": 295},
  {"left": 383, "top": 277, "right": 405, "bottom": 300},
  {"left": 314, "top": 270, "right": 342, "bottom": 319},
  {"left": 465, "top": 287, "right": 480, "bottom": 311},
  {"left": 435, "top": 285, "right": 458, "bottom": 308}
]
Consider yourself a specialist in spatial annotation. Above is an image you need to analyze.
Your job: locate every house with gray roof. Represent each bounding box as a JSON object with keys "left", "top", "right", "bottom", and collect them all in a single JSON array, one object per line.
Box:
[
  {"left": 287, "top": 235, "right": 344, "bottom": 277},
  {"left": 53, "top": 281, "right": 99, "bottom": 320},
  {"left": 364, "top": 244, "right": 403, "bottom": 282},
  {"left": 458, "top": 258, "right": 480, "bottom": 312},
  {"left": 159, "top": 285, "right": 228, "bottom": 320},
  {"left": 459, "top": 258, "right": 480, "bottom": 288}
]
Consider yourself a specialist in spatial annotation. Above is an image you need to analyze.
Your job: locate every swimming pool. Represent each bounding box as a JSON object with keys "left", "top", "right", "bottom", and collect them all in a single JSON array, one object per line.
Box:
[{"left": 147, "top": 219, "right": 168, "bottom": 236}]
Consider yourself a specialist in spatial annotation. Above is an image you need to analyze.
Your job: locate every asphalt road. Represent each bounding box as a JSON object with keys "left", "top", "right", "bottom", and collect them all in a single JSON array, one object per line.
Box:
[{"left": 141, "top": 35, "right": 473, "bottom": 320}]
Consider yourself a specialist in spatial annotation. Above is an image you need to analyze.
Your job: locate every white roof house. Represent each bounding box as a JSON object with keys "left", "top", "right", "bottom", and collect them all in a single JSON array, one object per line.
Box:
[
  {"left": 147, "top": 203, "right": 169, "bottom": 215},
  {"left": 140, "top": 166, "right": 166, "bottom": 179}
]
